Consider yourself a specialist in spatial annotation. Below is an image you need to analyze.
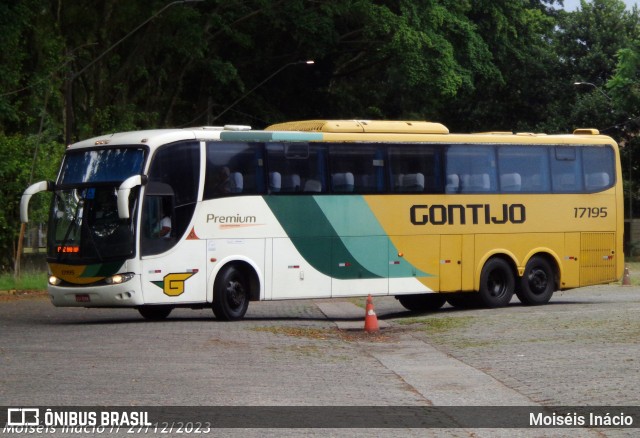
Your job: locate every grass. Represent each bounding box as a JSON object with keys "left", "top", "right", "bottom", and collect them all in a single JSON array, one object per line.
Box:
[
  {"left": 395, "top": 315, "right": 475, "bottom": 334},
  {"left": 253, "top": 326, "right": 333, "bottom": 340},
  {"left": 0, "top": 272, "right": 48, "bottom": 291}
]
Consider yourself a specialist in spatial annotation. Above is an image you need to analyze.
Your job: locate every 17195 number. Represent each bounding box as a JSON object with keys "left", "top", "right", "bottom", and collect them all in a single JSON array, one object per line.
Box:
[{"left": 574, "top": 207, "right": 608, "bottom": 218}]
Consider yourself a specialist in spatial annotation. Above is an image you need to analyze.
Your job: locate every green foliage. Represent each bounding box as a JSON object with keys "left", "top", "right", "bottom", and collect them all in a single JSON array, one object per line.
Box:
[
  {"left": 3, "top": 0, "right": 640, "bottom": 270},
  {"left": 0, "top": 271, "right": 47, "bottom": 291},
  {"left": 607, "top": 40, "right": 640, "bottom": 219},
  {"left": 4, "top": 0, "right": 638, "bottom": 134},
  {"left": 608, "top": 46, "right": 640, "bottom": 116},
  {"left": 551, "top": 0, "right": 639, "bottom": 131},
  {"left": 0, "top": 134, "right": 62, "bottom": 271}
]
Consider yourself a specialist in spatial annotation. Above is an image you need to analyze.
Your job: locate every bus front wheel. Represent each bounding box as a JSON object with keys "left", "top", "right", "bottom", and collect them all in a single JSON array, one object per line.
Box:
[
  {"left": 479, "top": 258, "right": 514, "bottom": 308},
  {"left": 517, "top": 256, "right": 555, "bottom": 305},
  {"left": 212, "top": 265, "right": 250, "bottom": 321},
  {"left": 396, "top": 294, "right": 447, "bottom": 312}
]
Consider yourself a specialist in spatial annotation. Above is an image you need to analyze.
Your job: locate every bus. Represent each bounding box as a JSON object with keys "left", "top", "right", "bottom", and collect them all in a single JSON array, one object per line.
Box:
[{"left": 20, "top": 120, "right": 623, "bottom": 320}]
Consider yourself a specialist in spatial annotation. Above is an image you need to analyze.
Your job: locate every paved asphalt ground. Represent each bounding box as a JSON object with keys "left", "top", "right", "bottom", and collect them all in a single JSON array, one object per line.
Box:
[{"left": 1, "top": 284, "right": 639, "bottom": 437}]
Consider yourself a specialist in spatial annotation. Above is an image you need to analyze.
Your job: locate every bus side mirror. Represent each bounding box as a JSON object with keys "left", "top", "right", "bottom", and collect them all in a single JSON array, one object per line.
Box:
[
  {"left": 20, "top": 180, "right": 54, "bottom": 223},
  {"left": 117, "top": 175, "right": 147, "bottom": 219}
]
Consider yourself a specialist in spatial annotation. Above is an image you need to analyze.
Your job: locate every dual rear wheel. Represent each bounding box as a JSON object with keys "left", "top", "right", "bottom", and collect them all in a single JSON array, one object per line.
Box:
[{"left": 398, "top": 255, "right": 556, "bottom": 312}]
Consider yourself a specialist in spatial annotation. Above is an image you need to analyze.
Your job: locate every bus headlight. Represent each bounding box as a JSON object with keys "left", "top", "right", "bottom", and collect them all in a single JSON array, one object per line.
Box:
[
  {"left": 48, "top": 275, "right": 61, "bottom": 286},
  {"left": 105, "top": 273, "right": 135, "bottom": 285}
]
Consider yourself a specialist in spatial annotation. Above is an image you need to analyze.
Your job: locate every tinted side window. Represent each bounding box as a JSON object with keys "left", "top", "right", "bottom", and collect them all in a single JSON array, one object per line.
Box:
[
  {"left": 146, "top": 141, "right": 200, "bottom": 243},
  {"left": 551, "top": 147, "right": 583, "bottom": 192},
  {"left": 445, "top": 146, "right": 496, "bottom": 193},
  {"left": 148, "top": 141, "right": 200, "bottom": 206},
  {"left": 388, "top": 145, "right": 442, "bottom": 193},
  {"left": 204, "top": 142, "right": 264, "bottom": 198},
  {"left": 583, "top": 146, "right": 615, "bottom": 192},
  {"left": 329, "top": 144, "right": 385, "bottom": 193},
  {"left": 266, "top": 143, "right": 328, "bottom": 193},
  {"left": 497, "top": 146, "right": 550, "bottom": 192}
]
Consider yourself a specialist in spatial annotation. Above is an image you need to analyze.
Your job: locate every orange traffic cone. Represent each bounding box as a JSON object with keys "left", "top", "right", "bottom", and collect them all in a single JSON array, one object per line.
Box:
[
  {"left": 364, "top": 294, "right": 379, "bottom": 333},
  {"left": 622, "top": 265, "right": 631, "bottom": 286}
]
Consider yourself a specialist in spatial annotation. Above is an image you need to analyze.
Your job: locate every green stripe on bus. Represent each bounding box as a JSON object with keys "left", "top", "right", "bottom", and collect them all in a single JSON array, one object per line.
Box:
[
  {"left": 264, "top": 196, "right": 380, "bottom": 279},
  {"left": 314, "top": 196, "right": 430, "bottom": 278},
  {"left": 265, "top": 196, "right": 431, "bottom": 280}
]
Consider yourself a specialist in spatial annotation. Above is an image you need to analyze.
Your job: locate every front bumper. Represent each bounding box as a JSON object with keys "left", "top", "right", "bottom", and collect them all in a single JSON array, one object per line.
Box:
[{"left": 48, "top": 278, "right": 144, "bottom": 307}]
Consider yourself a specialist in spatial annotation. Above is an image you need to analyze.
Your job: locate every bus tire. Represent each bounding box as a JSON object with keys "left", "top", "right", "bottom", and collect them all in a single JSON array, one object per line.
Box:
[
  {"left": 517, "top": 256, "right": 555, "bottom": 305},
  {"left": 396, "top": 294, "right": 446, "bottom": 312},
  {"left": 479, "top": 258, "right": 514, "bottom": 308},
  {"left": 212, "top": 265, "right": 250, "bottom": 321},
  {"left": 138, "top": 305, "right": 173, "bottom": 320}
]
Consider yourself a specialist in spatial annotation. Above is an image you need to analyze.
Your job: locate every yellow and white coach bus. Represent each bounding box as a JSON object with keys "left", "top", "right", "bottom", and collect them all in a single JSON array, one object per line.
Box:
[{"left": 21, "top": 120, "right": 623, "bottom": 320}]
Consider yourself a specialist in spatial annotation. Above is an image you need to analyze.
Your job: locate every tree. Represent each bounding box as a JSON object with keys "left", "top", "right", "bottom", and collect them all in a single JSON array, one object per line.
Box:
[
  {"left": 442, "top": 0, "right": 561, "bottom": 132},
  {"left": 0, "top": 134, "right": 62, "bottom": 272},
  {"left": 607, "top": 40, "right": 640, "bottom": 223},
  {"left": 555, "top": 0, "right": 639, "bottom": 132},
  {"left": 607, "top": 44, "right": 640, "bottom": 117}
]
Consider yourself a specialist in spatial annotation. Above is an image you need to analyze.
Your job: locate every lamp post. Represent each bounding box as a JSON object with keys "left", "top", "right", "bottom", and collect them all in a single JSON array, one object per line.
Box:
[
  {"left": 64, "top": 0, "right": 203, "bottom": 145},
  {"left": 209, "top": 60, "right": 315, "bottom": 124},
  {"left": 573, "top": 81, "right": 613, "bottom": 101}
]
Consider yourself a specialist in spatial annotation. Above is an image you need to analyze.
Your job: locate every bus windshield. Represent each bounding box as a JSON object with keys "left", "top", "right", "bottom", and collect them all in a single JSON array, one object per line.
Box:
[
  {"left": 49, "top": 185, "right": 138, "bottom": 263},
  {"left": 49, "top": 147, "right": 145, "bottom": 262},
  {"left": 58, "top": 147, "right": 145, "bottom": 184}
]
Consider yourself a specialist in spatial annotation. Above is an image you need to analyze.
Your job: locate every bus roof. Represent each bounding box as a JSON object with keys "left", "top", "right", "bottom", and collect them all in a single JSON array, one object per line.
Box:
[
  {"left": 218, "top": 120, "right": 616, "bottom": 145},
  {"left": 70, "top": 121, "right": 615, "bottom": 148},
  {"left": 265, "top": 119, "right": 450, "bottom": 134},
  {"left": 67, "top": 125, "right": 251, "bottom": 150}
]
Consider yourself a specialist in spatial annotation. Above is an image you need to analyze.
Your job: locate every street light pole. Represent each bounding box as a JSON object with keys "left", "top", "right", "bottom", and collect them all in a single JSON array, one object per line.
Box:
[
  {"left": 573, "top": 81, "right": 612, "bottom": 101},
  {"left": 209, "top": 60, "right": 315, "bottom": 124},
  {"left": 64, "top": 0, "right": 203, "bottom": 145}
]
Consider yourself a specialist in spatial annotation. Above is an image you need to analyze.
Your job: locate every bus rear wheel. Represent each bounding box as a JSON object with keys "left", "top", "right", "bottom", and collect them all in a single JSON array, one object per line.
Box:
[
  {"left": 212, "top": 265, "right": 250, "bottom": 321},
  {"left": 138, "top": 305, "right": 173, "bottom": 320},
  {"left": 396, "top": 294, "right": 446, "bottom": 312},
  {"left": 517, "top": 256, "right": 555, "bottom": 305},
  {"left": 479, "top": 258, "right": 514, "bottom": 308}
]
